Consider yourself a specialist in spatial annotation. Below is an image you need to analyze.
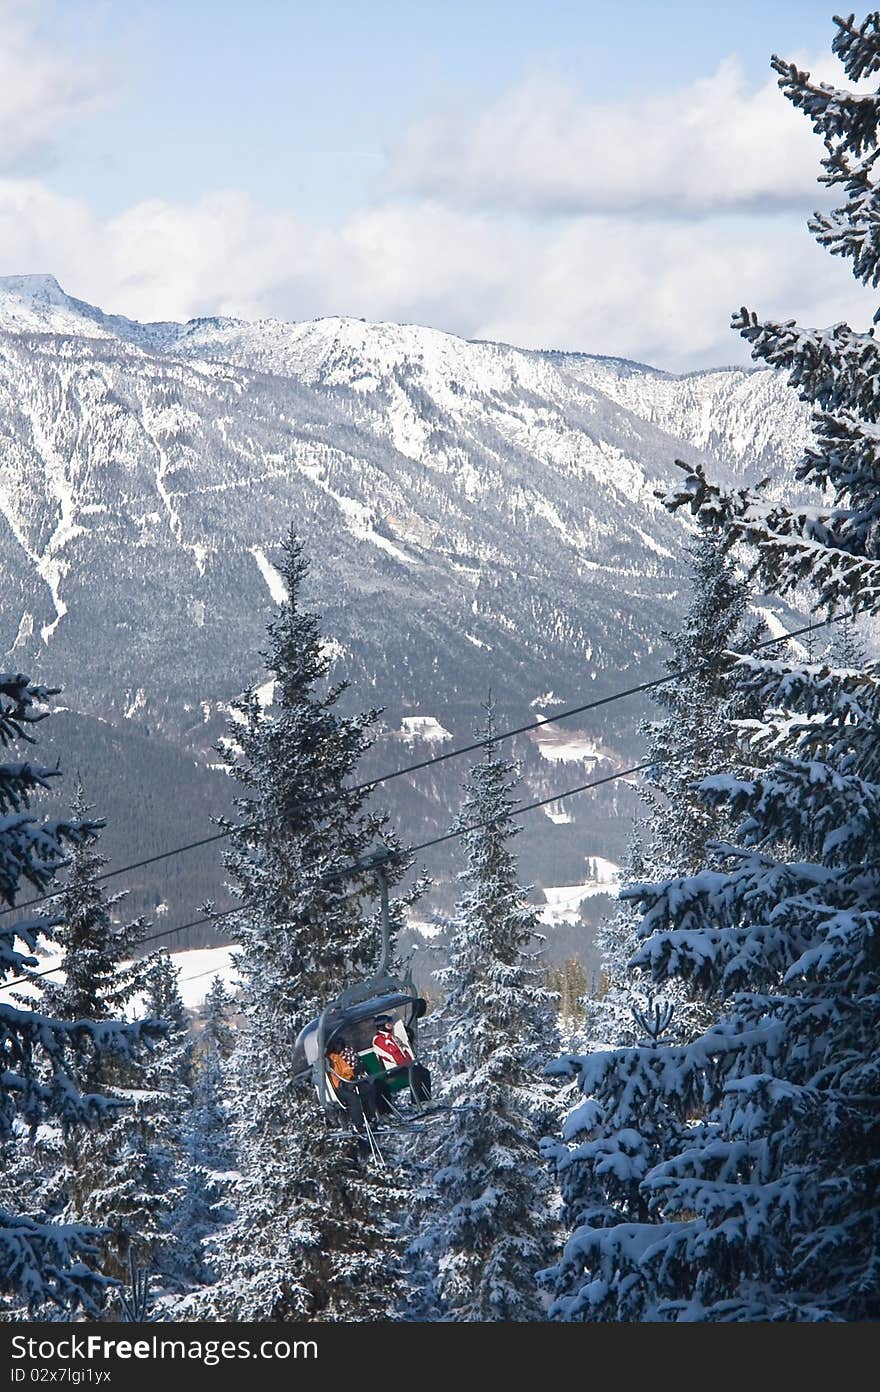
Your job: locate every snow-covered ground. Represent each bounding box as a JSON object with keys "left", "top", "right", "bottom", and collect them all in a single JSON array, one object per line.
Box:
[
  {"left": 529, "top": 722, "right": 605, "bottom": 764},
  {"left": 0, "top": 944, "right": 240, "bottom": 1015},
  {"left": 405, "top": 917, "right": 444, "bottom": 940},
  {"left": 164, "top": 945, "right": 240, "bottom": 1009},
  {"left": 752, "top": 605, "right": 810, "bottom": 658},
  {"left": 540, "top": 858, "right": 620, "bottom": 925},
  {"left": 584, "top": 855, "right": 620, "bottom": 883},
  {"left": 250, "top": 545, "right": 288, "bottom": 604},
  {"left": 399, "top": 715, "right": 452, "bottom": 742}
]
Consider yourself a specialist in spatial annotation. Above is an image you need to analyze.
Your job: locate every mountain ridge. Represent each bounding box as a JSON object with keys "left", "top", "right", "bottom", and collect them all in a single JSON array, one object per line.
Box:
[{"left": 0, "top": 274, "right": 815, "bottom": 948}]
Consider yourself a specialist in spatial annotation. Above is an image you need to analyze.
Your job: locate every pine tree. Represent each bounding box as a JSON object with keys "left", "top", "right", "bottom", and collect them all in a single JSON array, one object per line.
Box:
[
  {"left": 641, "top": 527, "right": 763, "bottom": 875},
  {"left": 140, "top": 954, "right": 207, "bottom": 1292},
  {"left": 586, "top": 530, "right": 758, "bottom": 1055},
  {"left": 582, "top": 832, "right": 652, "bottom": 1051},
  {"left": 196, "top": 976, "right": 236, "bottom": 1065},
  {"left": 22, "top": 795, "right": 168, "bottom": 1293},
  {"left": 191, "top": 532, "right": 411, "bottom": 1321},
  {"left": 21, "top": 798, "right": 193, "bottom": 1293},
  {"left": 173, "top": 1047, "right": 235, "bottom": 1292},
  {"left": 411, "top": 706, "right": 560, "bottom": 1321},
  {"left": 49, "top": 955, "right": 185, "bottom": 1288},
  {"left": 546, "top": 956, "right": 589, "bottom": 1047},
  {"left": 169, "top": 981, "right": 237, "bottom": 1295},
  {"left": 544, "top": 13, "right": 880, "bottom": 1321},
  {"left": 827, "top": 613, "right": 869, "bottom": 670},
  {"left": 0, "top": 676, "right": 144, "bottom": 1313},
  {"left": 189, "top": 978, "right": 235, "bottom": 1174},
  {"left": 39, "top": 788, "right": 148, "bottom": 1050}
]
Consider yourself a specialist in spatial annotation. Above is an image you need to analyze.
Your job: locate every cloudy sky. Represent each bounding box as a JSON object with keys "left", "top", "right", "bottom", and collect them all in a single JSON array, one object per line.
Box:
[{"left": 1, "top": 0, "right": 876, "bottom": 370}]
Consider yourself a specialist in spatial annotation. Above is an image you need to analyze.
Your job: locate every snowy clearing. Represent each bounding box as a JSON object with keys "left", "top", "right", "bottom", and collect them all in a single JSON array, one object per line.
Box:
[
  {"left": 752, "top": 605, "right": 810, "bottom": 658},
  {"left": 399, "top": 715, "right": 452, "bottom": 742},
  {"left": 540, "top": 860, "right": 620, "bottom": 924},
  {"left": 405, "top": 917, "right": 444, "bottom": 940},
  {"left": 0, "top": 944, "right": 240, "bottom": 1015},
  {"left": 250, "top": 546, "right": 288, "bottom": 604},
  {"left": 530, "top": 723, "right": 604, "bottom": 763}
]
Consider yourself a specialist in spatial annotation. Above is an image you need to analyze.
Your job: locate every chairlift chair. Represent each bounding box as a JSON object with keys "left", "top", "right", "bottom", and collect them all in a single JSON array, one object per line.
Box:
[{"left": 291, "top": 850, "right": 431, "bottom": 1126}]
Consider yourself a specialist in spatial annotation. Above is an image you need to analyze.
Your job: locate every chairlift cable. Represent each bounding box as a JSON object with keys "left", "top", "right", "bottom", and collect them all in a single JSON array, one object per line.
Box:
[
  {"left": 0, "top": 757, "right": 652, "bottom": 991},
  {"left": 0, "top": 611, "right": 844, "bottom": 921}
]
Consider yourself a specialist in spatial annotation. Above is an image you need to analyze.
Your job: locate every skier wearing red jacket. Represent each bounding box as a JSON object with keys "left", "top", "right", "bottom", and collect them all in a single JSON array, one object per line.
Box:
[{"left": 372, "top": 1014, "right": 431, "bottom": 1101}]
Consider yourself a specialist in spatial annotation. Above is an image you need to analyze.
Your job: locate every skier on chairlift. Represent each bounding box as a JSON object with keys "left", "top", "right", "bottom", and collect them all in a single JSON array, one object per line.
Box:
[
  {"left": 326, "top": 1034, "right": 389, "bottom": 1133},
  {"left": 372, "top": 1013, "right": 431, "bottom": 1101}
]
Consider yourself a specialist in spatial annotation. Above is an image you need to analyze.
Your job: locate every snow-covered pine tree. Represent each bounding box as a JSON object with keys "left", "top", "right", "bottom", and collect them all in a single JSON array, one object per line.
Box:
[
  {"left": 191, "top": 531, "right": 411, "bottom": 1321},
  {"left": 187, "top": 1051, "right": 233, "bottom": 1172},
  {"left": 640, "top": 527, "right": 763, "bottom": 875},
  {"left": 38, "top": 787, "right": 148, "bottom": 1055},
  {"left": 583, "top": 832, "right": 655, "bottom": 1051},
  {"left": 827, "top": 612, "right": 869, "bottom": 670},
  {"left": 411, "top": 705, "right": 560, "bottom": 1321},
  {"left": 196, "top": 976, "right": 235, "bottom": 1064},
  {"left": 36, "top": 901, "right": 184, "bottom": 1288},
  {"left": 174, "top": 1059, "right": 234, "bottom": 1290},
  {"left": 171, "top": 979, "right": 237, "bottom": 1293},
  {"left": 139, "top": 954, "right": 212, "bottom": 1293},
  {"left": 586, "top": 527, "right": 761, "bottom": 1053},
  {"left": 142, "top": 953, "right": 192, "bottom": 1102},
  {"left": 168, "top": 1155, "right": 228, "bottom": 1293},
  {"left": 64, "top": 951, "right": 193, "bottom": 1296},
  {"left": 0, "top": 677, "right": 144, "bottom": 1314},
  {"left": 21, "top": 792, "right": 163, "bottom": 1291},
  {"left": 189, "top": 977, "right": 235, "bottom": 1174},
  {"left": 545, "top": 13, "right": 880, "bottom": 1321}
]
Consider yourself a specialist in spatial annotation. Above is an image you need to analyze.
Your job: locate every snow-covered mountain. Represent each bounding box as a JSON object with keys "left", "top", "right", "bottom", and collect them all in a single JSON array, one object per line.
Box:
[{"left": 0, "top": 274, "right": 813, "bottom": 933}]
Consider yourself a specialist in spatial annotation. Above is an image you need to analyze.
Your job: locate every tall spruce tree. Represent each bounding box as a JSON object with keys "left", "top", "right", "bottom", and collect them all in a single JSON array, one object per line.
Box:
[
  {"left": 586, "top": 528, "right": 760, "bottom": 1053},
  {"left": 171, "top": 981, "right": 237, "bottom": 1295},
  {"left": 640, "top": 527, "right": 762, "bottom": 875},
  {"left": 53, "top": 950, "right": 189, "bottom": 1295},
  {"left": 197, "top": 976, "right": 236, "bottom": 1065},
  {"left": 138, "top": 954, "right": 214, "bottom": 1293},
  {"left": 192, "top": 532, "right": 410, "bottom": 1321},
  {"left": 189, "top": 977, "right": 235, "bottom": 1174},
  {"left": 174, "top": 1055, "right": 235, "bottom": 1292},
  {"left": 411, "top": 707, "right": 560, "bottom": 1321},
  {"left": 39, "top": 788, "right": 148, "bottom": 1048},
  {"left": 0, "top": 677, "right": 144, "bottom": 1313},
  {"left": 583, "top": 834, "right": 655, "bottom": 1051},
  {"left": 544, "top": 13, "right": 880, "bottom": 1321},
  {"left": 141, "top": 954, "right": 191, "bottom": 1270},
  {"left": 25, "top": 794, "right": 170, "bottom": 1290}
]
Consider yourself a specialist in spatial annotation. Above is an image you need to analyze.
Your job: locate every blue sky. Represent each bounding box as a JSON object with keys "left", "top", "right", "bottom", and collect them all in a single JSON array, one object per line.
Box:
[
  {"left": 0, "top": 0, "right": 875, "bottom": 368},
  {"left": 52, "top": 0, "right": 841, "bottom": 219}
]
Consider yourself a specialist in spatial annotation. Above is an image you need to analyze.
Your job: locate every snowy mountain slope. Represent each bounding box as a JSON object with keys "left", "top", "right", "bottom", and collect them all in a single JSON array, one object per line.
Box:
[
  {"left": 0, "top": 273, "right": 181, "bottom": 348},
  {"left": 153, "top": 310, "right": 812, "bottom": 488},
  {"left": 554, "top": 352, "right": 812, "bottom": 482},
  {"left": 0, "top": 322, "right": 683, "bottom": 725},
  {"left": 0, "top": 275, "right": 816, "bottom": 928},
  {"left": 0, "top": 279, "right": 752, "bottom": 732}
]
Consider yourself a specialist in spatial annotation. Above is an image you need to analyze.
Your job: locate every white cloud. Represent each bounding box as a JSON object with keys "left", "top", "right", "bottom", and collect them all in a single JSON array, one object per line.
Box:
[
  {"left": 385, "top": 55, "right": 847, "bottom": 220},
  {"left": 104, "top": 193, "right": 313, "bottom": 322},
  {"left": 0, "top": 41, "right": 875, "bottom": 374},
  {"left": 0, "top": 1, "right": 114, "bottom": 172},
  {"left": 1, "top": 179, "right": 874, "bottom": 374},
  {"left": 312, "top": 203, "right": 876, "bottom": 372}
]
